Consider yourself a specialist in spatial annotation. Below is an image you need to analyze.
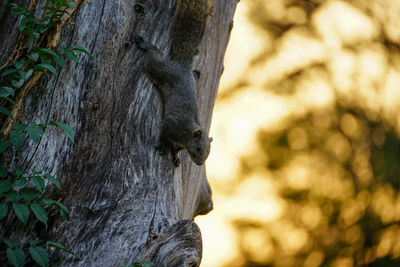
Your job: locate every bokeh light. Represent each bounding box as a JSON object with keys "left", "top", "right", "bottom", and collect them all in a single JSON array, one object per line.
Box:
[{"left": 197, "top": 0, "right": 400, "bottom": 266}]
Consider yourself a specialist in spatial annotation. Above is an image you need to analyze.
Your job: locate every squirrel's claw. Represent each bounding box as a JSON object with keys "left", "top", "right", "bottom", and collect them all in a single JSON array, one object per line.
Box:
[
  {"left": 134, "top": 34, "right": 149, "bottom": 51},
  {"left": 172, "top": 156, "right": 180, "bottom": 167},
  {"left": 156, "top": 145, "right": 180, "bottom": 167},
  {"left": 155, "top": 145, "right": 168, "bottom": 155}
]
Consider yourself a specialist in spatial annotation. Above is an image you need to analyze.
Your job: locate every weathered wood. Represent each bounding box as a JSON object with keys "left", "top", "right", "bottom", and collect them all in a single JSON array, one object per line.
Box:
[
  {"left": 141, "top": 220, "right": 202, "bottom": 267},
  {"left": 0, "top": 0, "right": 237, "bottom": 266}
]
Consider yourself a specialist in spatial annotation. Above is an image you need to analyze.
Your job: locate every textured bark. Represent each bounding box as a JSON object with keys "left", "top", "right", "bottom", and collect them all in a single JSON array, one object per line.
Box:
[{"left": 0, "top": 0, "right": 236, "bottom": 266}]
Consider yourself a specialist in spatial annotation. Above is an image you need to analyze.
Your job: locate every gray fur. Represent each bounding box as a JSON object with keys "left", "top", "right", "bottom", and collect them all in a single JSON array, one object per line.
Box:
[{"left": 134, "top": 35, "right": 212, "bottom": 167}]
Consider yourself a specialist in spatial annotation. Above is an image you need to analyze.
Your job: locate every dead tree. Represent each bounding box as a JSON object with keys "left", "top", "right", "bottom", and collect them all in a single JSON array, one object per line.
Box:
[{"left": 0, "top": 0, "right": 237, "bottom": 266}]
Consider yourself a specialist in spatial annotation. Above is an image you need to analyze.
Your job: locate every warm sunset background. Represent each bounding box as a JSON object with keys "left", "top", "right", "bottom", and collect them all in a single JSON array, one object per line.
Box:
[{"left": 196, "top": 0, "right": 400, "bottom": 266}]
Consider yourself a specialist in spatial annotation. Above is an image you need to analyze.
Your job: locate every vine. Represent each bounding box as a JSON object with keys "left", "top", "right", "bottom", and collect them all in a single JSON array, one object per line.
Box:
[{"left": 0, "top": 1, "right": 90, "bottom": 266}]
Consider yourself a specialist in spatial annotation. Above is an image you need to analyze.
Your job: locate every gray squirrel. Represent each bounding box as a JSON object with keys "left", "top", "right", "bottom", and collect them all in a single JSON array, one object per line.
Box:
[{"left": 134, "top": 0, "right": 212, "bottom": 167}]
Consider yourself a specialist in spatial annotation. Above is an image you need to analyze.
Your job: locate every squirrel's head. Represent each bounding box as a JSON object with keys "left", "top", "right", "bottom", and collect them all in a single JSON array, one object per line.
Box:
[{"left": 186, "top": 128, "right": 213, "bottom": 165}]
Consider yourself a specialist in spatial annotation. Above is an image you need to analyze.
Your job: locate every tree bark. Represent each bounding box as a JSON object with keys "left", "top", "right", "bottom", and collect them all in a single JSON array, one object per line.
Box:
[{"left": 0, "top": 0, "right": 237, "bottom": 266}]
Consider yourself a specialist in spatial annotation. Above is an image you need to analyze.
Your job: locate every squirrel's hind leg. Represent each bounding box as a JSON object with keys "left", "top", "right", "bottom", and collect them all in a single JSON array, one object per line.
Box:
[
  {"left": 134, "top": 35, "right": 175, "bottom": 86},
  {"left": 134, "top": 35, "right": 164, "bottom": 64}
]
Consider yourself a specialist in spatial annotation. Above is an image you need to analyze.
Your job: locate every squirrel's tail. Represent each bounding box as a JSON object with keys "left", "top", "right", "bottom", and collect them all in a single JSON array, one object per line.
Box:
[{"left": 169, "top": 0, "right": 209, "bottom": 66}]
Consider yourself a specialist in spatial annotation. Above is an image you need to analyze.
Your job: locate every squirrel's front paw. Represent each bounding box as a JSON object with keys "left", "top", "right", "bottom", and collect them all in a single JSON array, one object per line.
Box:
[
  {"left": 155, "top": 144, "right": 168, "bottom": 156},
  {"left": 172, "top": 156, "right": 180, "bottom": 167}
]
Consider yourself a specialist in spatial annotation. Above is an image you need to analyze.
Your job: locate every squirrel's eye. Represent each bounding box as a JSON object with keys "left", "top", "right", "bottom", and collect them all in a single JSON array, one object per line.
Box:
[{"left": 196, "top": 146, "right": 201, "bottom": 151}]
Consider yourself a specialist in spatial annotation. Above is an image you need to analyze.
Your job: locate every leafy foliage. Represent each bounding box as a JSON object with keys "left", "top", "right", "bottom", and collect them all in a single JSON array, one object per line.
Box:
[
  {"left": 219, "top": 1, "right": 400, "bottom": 266},
  {"left": 0, "top": 0, "right": 91, "bottom": 266}
]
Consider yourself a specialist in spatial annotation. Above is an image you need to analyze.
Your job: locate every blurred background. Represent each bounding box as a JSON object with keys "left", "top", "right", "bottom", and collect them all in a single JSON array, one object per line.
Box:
[{"left": 196, "top": 0, "right": 400, "bottom": 266}]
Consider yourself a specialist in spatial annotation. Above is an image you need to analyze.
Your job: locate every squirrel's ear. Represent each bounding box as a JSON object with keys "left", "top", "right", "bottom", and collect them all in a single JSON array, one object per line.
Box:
[
  {"left": 209, "top": 137, "right": 213, "bottom": 143},
  {"left": 192, "top": 129, "right": 203, "bottom": 138}
]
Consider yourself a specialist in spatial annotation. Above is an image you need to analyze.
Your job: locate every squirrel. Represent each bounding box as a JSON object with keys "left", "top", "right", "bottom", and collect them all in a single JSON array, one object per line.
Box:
[{"left": 134, "top": 0, "right": 213, "bottom": 167}]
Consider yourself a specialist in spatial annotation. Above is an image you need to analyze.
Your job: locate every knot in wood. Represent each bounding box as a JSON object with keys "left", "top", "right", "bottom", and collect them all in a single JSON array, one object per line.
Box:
[
  {"left": 134, "top": 4, "right": 145, "bottom": 14},
  {"left": 147, "top": 232, "right": 159, "bottom": 242}
]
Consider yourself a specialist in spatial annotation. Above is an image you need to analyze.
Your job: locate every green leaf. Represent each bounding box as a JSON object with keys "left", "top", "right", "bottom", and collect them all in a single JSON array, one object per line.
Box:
[
  {"left": 71, "top": 45, "right": 92, "bottom": 58},
  {"left": 3, "top": 3, "right": 20, "bottom": 9},
  {"left": 133, "top": 261, "right": 154, "bottom": 267},
  {"left": 67, "top": 2, "right": 75, "bottom": 8},
  {"left": 0, "top": 179, "right": 12, "bottom": 194},
  {"left": 1, "top": 68, "right": 18, "bottom": 77},
  {"left": 41, "top": 6, "right": 57, "bottom": 12},
  {"left": 66, "top": 50, "right": 79, "bottom": 62},
  {"left": 54, "top": 55, "right": 65, "bottom": 67},
  {"left": 37, "top": 48, "right": 58, "bottom": 57},
  {"left": 31, "top": 203, "right": 48, "bottom": 228},
  {"left": 0, "top": 140, "right": 10, "bottom": 153},
  {"left": 12, "top": 123, "right": 26, "bottom": 131},
  {"left": 3, "top": 238, "right": 20, "bottom": 248},
  {"left": 13, "top": 61, "right": 24, "bottom": 69},
  {"left": 17, "top": 69, "right": 26, "bottom": 80},
  {"left": 0, "top": 106, "right": 13, "bottom": 119},
  {"left": 32, "top": 169, "right": 42, "bottom": 175},
  {"left": 39, "top": 25, "right": 51, "bottom": 34},
  {"left": 29, "top": 246, "right": 49, "bottom": 267},
  {"left": 12, "top": 203, "right": 30, "bottom": 225},
  {"left": 0, "top": 89, "right": 11, "bottom": 97},
  {"left": 29, "top": 240, "right": 43, "bottom": 246},
  {"left": 24, "top": 69, "right": 33, "bottom": 81},
  {"left": 0, "top": 203, "right": 8, "bottom": 220},
  {"left": 15, "top": 168, "right": 27, "bottom": 177},
  {"left": 32, "top": 176, "right": 45, "bottom": 192},
  {"left": 5, "top": 190, "right": 20, "bottom": 202},
  {"left": 0, "top": 86, "right": 15, "bottom": 97},
  {"left": 11, "top": 78, "right": 24, "bottom": 88},
  {"left": 48, "top": 121, "right": 74, "bottom": 142},
  {"left": 45, "top": 241, "right": 80, "bottom": 258},
  {"left": 7, "top": 248, "right": 25, "bottom": 267},
  {"left": 0, "top": 165, "right": 8, "bottom": 177},
  {"left": 27, "top": 52, "right": 39, "bottom": 62},
  {"left": 42, "top": 198, "right": 69, "bottom": 220},
  {"left": 2, "top": 97, "right": 17, "bottom": 106},
  {"left": 142, "top": 261, "right": 154, "bottom": 267},
  {"left": 58, "top": 202, "right": 69, "bottom": 220},
  {"left": 34, "top": 64, "right": 57, "bottom": 75},
  {"left": 21, "top": 16, "right": 35, "bottom": 25},
  {"left": 27, "top": 124, "right": 45, "bottom": 143},
  {"left": 37, "top": 53, "right": 50, "bottom": 63},
  {"left": 13, "top": 177, "right": 27, "bottom": 186},
  {"left": 58, "top": 46, "right": 68, "bottom": 54},
  {"left": 41, "top": 198, "right": 55, "bottom": 205},
  {"left": 43, "top": 173, "right": 61, "bottom": 189},
  {"left": 32, "top": 31, "right": 40, "bottom": 40},
  {"left": 21, "top": 188, "right": 38, "bottom": 202},
  {"left": 12, "top": 10, "right": 29, "bottom": 16},
  {"left": 10, "top": 130, "right": 26, "bottom": 149}
]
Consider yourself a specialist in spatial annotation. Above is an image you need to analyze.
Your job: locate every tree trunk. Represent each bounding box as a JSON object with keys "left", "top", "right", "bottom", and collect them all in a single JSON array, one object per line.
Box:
[{"left": 0, "top": 0, "right": 237, "bottom": 266}]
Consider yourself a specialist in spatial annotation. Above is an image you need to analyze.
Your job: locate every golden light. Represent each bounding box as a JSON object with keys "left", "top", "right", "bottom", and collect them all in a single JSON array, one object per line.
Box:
[
  {"left": 312, "top": 0, "right": 378, "bottom": 48},
  {"left": 241, "top": 229, "right": 274, "bottom": 263},
  {"left": 304, "top": 251, "right": 325, "bottom": 267},
  {"left": 198, "top": 0, "right": 400, "bottom": 266}
]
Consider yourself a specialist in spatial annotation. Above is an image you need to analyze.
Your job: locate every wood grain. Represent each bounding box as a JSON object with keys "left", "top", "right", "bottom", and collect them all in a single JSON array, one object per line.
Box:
[{"left": 0, "top": 0, "right": 237, "bottom": 265}]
